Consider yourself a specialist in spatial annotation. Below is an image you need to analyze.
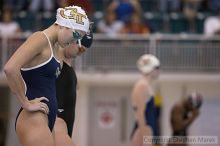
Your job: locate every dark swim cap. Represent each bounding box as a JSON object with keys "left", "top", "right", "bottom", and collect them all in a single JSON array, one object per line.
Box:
[{"left": 79, "top": 32, "right": 93, "bottom": 48}]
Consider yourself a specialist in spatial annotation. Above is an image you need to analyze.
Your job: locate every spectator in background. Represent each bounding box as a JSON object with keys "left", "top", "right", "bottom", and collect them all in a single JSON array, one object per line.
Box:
[
  {"left": 208, "top": 0, "right": 220, "bottom": 13},
  {"left": 204, "top": 9, "right": 220, "bottom": 36},
  {"left": 97, "top": 10, "right": 124, "bottom": 37},
  {"left": 0, "top": 7, "right": 22, "bottom": 37},
  {"left": 55, "top": 0, "right": 68, "bottom": 8},
  {"left": 29, "top": 0, "right": 55, "bottom": 13},
  {"left": 183, "top": 0, "right": 203, "bottom": 17},
  {"left": 108, "top": 0, "right": 141, "bottom": 22},
  {"left": 120, "top": 12, "right": 151, "bottom": 34},
  {"left": 0, "top": 0, "right": 3, "bottom": 10},
  {"left": 157, "top": 0, "right": 181, "bottom": 13},
  {"left": 182, "top": 0, "right": 204, "bottom": 33},
  {"left": 15, "top": 0, "right": 30, "bottom": 12}
]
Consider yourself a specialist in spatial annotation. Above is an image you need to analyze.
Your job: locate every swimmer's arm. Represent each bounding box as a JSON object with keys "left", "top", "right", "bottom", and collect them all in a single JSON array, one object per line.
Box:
[
  {"left": 183, "top": 108, "right": 199, "bottom": 128},
  {"left": 135, "top": 95, "right": 147, "bottom": 131},
  {"left": 132, "top": 83, "right": 149, "bottom": 133},
  {"left": 4, "top": 32, "right": 44, "bottom": 107},
  {"left": 172, "top": 106, "right": 197, "bottom": 131}
]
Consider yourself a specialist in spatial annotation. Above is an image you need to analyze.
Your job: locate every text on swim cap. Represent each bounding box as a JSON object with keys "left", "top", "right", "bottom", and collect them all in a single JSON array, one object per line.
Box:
[
  {"left": 142, "top": 58, "right": 151, "bottom": 65},
  {"left": 60, "top": 8, "right": 87, "bottom": 25}
]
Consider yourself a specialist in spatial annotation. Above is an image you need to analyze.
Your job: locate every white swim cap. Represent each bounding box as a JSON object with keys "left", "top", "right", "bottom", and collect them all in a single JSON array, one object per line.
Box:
[
  {"left": 137, "top": 54, "right": 160, "bottom": 74},
  {"left": 55, "top": 5, "right": 90, "bottom": 33}
]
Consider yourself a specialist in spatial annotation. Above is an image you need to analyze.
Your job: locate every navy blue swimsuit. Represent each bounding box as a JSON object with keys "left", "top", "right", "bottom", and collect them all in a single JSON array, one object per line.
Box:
[
  {"left": 131, "top": 96, "right": 158, "bottom": 137},
  {"left": 15, "top": 32, "right": 60, "bottom": 131}
]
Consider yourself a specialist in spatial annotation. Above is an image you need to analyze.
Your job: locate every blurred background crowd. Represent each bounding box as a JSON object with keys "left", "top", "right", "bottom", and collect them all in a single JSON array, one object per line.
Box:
[{"left": 1, "top": 0, "right": 220, "bottom": 36}]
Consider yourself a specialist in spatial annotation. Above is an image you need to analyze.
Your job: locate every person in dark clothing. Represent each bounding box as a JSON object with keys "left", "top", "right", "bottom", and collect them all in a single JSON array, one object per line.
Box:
[
  {"left": 168, "top": 92, "right": 202, "bottom": 146},
  {"left": 54, "top": 32, "right": 93, "bottom": 146}
]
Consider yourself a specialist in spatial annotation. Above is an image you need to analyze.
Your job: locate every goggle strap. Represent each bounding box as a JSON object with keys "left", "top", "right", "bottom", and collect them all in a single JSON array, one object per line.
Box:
[{"left": 78, "top": 39, "right": 81, "bottom": 47}]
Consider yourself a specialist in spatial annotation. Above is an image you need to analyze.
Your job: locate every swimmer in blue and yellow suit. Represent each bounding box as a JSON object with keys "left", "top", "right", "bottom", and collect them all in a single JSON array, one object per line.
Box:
[
  {"left": 131, "top": 54, "right": 160, "bottom": 146},
  {"left": 4, "top": 5, "right": 90, "bottom": 146}
]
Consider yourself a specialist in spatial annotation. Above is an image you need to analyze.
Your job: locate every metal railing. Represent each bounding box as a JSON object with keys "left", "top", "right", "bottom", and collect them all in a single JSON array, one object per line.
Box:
[{"left": 1, "top": 33, "right": 220, "bottom": 73}]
